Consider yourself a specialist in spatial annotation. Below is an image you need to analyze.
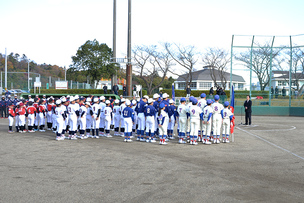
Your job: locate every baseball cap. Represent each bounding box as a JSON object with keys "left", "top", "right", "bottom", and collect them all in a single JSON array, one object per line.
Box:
[
  {"left": 200, "top": 93, "right": 206, "bottom": 98},
  {"left": 180, "top": 97, "right": 186, "bottom": 102},
  {"left": 207, "top": 99, "right": 212, "bottom": 105},
  {"left": 159, "top": 103, "right": 165, "bottom": 109},
  {"left": 214, "top": 95, "right": 220, "bottom": 101},
  {"left": 126, "top": 100, "right": 131, "bottom": 106},
  {"left": 224, "top": 101, "right": 230, "bottom": 107},
  {"left": 192, "top": 98, "right": 198, "bottom": 105}
]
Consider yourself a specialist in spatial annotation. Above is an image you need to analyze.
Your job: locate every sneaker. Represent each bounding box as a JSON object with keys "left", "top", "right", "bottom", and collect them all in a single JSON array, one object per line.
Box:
[
  {"left": 210, "top": 137, "right": 214, "bottom": 142},
  {"left": 198, "top": 137, "right": 202, "bottom": 142},
  {"left": 190, "top": 140, "right": 193, "bottom": 145},
  {"left": 106, "top": 134, "right": 112, "bottom": 138},
  {"left": 56, "top": 136, "right": 64, "bottom": 141},
  {"left": 39, "top": 129, "right": 46, "bottom": 132},
  {"left": 136, "top": 137, "right": 140, "bottom": 141},
  {"left": 202, "top": 139, "right": 206, "bottom": 144},
  {"left": 159, "top": 141, "right": 163, "bottom": 145},
  {"left": 162, "top": 142, "right": 168, "bottom": 145},
  {"left": 222, "top": 138, "right": 226, "bottom": 143},
  {"left": 213, "top": 139, "right": 217, "bottom": 144},
  {"left": 193, "top": 141, "right": 198, "bottom": 145},
  {"left": 8, "top": 130, "right": 14, "bottom": 133},
  {"left": 87, "top": 134, "right": 93, "bottom": 138},
  {"left": 205, "top": 140, "right": 212, "bottom": 145},
  {"left": 169, "top": 136, "right": 175, "bottom": 140},
  {"left": 216, "top": 138, "right": 220, "bottom": 144},
  {"left": 70, "top": 135, "right": 77, "bottom": 140},
  {"left": 187, "top": 139, "right": 190, "bottom": 143},
  {"left": 146, "top": 139, "right": 150, "bottom": 143},
  {"left": 127, "top": 139, "right": 133, "bottom": 142},
  {"left": 94, "top": 135, "right": 100, "bottom": 139},
  {"left": 226, "top": 138, "right": 230, "bottom": 143},
  {"left": 150, "top": 139, "right": 156, "bottom": 143},
  {"left": 140, "top": 138, "right": 146, "bottom": 142},
  {"left": 178, "top": 140, "right": 186, "bottom": 144},
  {"left": 124, "top": 138, "right": 127, "bottom": 142}
]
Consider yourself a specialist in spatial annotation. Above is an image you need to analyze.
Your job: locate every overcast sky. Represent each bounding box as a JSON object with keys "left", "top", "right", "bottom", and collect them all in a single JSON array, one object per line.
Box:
[{"left": 1, "top": 0, "right": 304, "bottom": 82}]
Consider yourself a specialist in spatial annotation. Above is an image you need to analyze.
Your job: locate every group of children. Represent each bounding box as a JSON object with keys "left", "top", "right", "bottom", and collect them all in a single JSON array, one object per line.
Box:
[{"left": 7, "top": 93, "right": 234, "bottom": 145}]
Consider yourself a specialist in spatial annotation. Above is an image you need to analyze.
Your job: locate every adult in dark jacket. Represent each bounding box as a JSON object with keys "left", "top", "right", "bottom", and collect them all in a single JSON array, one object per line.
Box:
[
  {"left": 244, "top": 95, "right": 252, "bottom": 125},
  {"left": 0, "top": 95, "right": 7, "bottom": 118},
  {"left": 123, "top": 85, "right": 127, "bottom": 96},
  {"left": 209, "top": 87, "right": 214, "bottom": 95},
  {"left": 112, "top": 83, "right": 119, "bottom": 95},
  {"left": 186, "top": 85, "right": 191, "bottom": 98},
  {"left": 275, "top": 86, "right": 279, "bottom": 99},
  {"left": 103, "top": 84, "right": 108, "bottom": 94}
]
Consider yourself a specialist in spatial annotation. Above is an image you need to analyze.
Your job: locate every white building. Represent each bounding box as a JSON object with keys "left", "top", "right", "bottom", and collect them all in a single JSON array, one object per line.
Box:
[
  {"left": 174, "top": 67, "right": 246, "bottom": 90},
  {"left": 271, "top": 71, "right": 304, "bottom": 95}
]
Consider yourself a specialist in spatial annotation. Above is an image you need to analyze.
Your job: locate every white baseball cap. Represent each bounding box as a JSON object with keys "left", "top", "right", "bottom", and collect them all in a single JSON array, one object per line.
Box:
[
  {"left": 162, "top": 93, "right": 169, "bottom": 98},
  {"left": 100, "top": 96, "right": 105, "bottom": 100},
  {"left": 56, "top": 100, "right": 61, "bottom": 105},
  {"left": 153, "top": 93, "right": 160, "bottom": 99},
  {"left": 93, "top": 97, "right": 99, "bottom": 102},
  {"left": 132, "top": 100, "right": 137, "bottom": 105},
  {"left": 105, "top": 100, "right": 110, "bottom": 104},
  {"left": 169, "top": 99, "right": 174, "bottom": 104},
  {"left": 114, "top": 99, "right": 119, "bottom": 104},
  {"left": 125, "top": 100, "right": 131, "bottom": 106},
  {"left": 148, "top": 98, "right": 154, "bottom": 104},
  {"left": 121, "top": 98, "right": 126, "bottom": 102},
  {"left": 143, "top": 95, "right": 149, "bottom": 99}
]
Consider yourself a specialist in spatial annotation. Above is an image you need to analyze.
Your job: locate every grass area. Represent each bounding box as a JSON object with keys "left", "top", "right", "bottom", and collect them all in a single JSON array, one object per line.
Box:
[{"left": 235, "top": 98, "right": 304, "bottom": 107}]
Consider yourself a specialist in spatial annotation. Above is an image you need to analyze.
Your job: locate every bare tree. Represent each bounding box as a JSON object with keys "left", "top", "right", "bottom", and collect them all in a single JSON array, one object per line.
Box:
[
  {"left": 132, "top": 45, "right": 173, "bottom": 95},
  {"left": 235, "top": 43, "right": 282, "bottom": 91},
  {"left": 163, "top": 43, "right": 199, "bottom": 88},
  {"left": 202, "top": 48, "right": 230, "bottom": 90}
]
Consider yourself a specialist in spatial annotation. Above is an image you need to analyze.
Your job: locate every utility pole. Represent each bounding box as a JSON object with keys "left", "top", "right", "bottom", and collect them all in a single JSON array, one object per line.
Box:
[
  {"left": 126, "top": 0, "right": 132, "bottom": 96},
  {"left": 5, "top": 48, "right": 7, "bottom": 90},
  {"left": 28, "top": 59, "right": 30, "bottom": 92},
  {"left": 111, "top": 0, "right": 117, "bottom": 91}
]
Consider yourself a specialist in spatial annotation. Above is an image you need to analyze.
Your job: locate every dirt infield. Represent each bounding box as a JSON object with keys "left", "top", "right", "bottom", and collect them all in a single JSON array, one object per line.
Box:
[{"left": 0, "top": 116, "right": 303, "bottom": 203}]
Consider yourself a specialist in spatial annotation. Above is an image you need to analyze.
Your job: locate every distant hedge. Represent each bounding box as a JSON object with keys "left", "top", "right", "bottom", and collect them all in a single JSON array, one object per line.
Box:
[{"left": 29, "top": 89, "right": 147, "bottom": 97}]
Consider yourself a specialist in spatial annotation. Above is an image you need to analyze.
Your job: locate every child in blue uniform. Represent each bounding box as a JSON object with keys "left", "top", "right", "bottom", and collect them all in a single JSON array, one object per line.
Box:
[
  {"left": 144, "top": 98, "right": 156, "bottom": 143},
  {"left": 122, "top": 100, "right": 135, "bottom": 142}
]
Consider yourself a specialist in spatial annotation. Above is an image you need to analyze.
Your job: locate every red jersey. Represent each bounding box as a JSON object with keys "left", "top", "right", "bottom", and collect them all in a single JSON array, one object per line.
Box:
[
  {"left": 38, "top": 105, "right": 46, "bottom": 113},
  {"left": 18, "top": 107, "right": 26, "bottom": 115},
  {"left": 27, "top": 106, "right": 36, "bottom": 114},
  {"left": 33, "top": 103, "right": 39, "bottom": 110},
  {"left": 9, "top": 108, "right": 15, "bottom": 117},
  {"left": 47, "top": 104, "right": 55, "bottom": 111}
]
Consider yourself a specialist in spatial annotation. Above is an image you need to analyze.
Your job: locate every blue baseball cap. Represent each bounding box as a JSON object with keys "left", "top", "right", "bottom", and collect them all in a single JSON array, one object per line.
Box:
[
  {"left": 192, "top": 98, "right": 198, "bottom": 105},
  {"left": 207, "top": 99, "right": 212, "bottom": 105},
  {"left": 214, "top": 95, "right": 220, "bottom": 101},
  {"left": 189, "top": 96, "right": 194, "bottom": 102},
  {"left": 200, "top": 93, "right": 206, "bottom": 98},
  {"left": 180, "top": 97, "right": 186, "bottom": 102},
  {"left": 159, "top": 103, "right": 165, "bottom": 109},
  {"left": 224, "top": 101, "right": 229, "bottom": 107}
]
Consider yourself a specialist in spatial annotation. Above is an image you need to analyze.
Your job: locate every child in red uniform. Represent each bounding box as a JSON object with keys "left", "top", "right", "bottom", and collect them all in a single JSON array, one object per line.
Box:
[
  {"left": 38, "top": 99, "right": 46, "bottom": 132},
  {"left": 8, "top": 104, "right": 15, "bottom": 133},
  {"left": 26, "top": 101, "right": 36, "bottom": 133},
  {"left": 17, "top": 103, "right": 27, "bottom": 133}
]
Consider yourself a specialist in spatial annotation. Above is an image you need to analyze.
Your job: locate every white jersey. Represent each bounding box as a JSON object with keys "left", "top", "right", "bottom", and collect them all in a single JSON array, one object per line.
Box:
[
  {"left": 212, "top": 102, "right": 224, "bottom": 115},
  {"left": 222, "top": 108, "right": 233, "bottom": 120},
  {"left": 177, "top": 104, "right": 188, "bottom": 118},
  {"left": 79, "top": 105, "right": 87, "bottom": 118},
  {"left": 113, "top": 106, "right": 121, "bottom": 116},
  {"left": 55, "top": 106, "right": 65, "bottom": 119},
  {"left": 120, "top": 103, "right": 126, "bottom": 116},
  {"left": 189, "top": 105, "right": 202, "bottom": 120},
  {"left": 104, "top": 106, "right": 112, "bottom": 117},
  {"left": 68, "top": 103, "right": 78, "bottom": 116},
  {"left": 99, "top": 102, "right": 107, "bottom": 112},
  {"left": 203, "top": 106, "right": 213, "bottom": 121},
  {"left": 91, "top": 103, "right": 101, "bottom": 115},
  {"left": 197, "top": 99, "right": 207, "bottom": 110}
]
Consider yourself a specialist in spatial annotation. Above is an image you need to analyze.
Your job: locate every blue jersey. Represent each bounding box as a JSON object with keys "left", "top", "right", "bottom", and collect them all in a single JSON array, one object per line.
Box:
[
  {"left": 123, "top": 106, "right": 135, "bottom": 122},
  {"left": 0, "top": 99, "right": 6, "bottom": 108},
  {"left": 153, "top": 101, "right": 160, "bottom": 113},
  {"left": 13, "top": 99, "right": 19, "bottom": 106},
  {"left": 135, "top": 99, "right": 146, "bottom": 114},
  {"left": 168, "top": 105, "right": 176, "bottom": 118},
  {"left": 144, "top": 105, "right": 156, "bottom": 117},
  {"left": 159, "top": 99, "right": 170, "bottom": 113}
]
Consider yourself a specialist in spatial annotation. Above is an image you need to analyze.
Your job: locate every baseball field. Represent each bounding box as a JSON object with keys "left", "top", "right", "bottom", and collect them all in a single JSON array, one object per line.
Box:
[{"left": 0, "top": 116, "right": 303, "bottom": 203}]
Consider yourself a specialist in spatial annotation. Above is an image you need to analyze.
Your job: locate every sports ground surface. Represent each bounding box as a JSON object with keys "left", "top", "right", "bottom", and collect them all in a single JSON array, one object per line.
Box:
[{"left": 0, "top": 116, "right": 303, "bottom": 203}]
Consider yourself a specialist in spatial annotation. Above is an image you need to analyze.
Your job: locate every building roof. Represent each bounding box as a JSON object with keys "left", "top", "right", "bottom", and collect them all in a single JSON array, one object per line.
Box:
[
  {"left": 272, "top": 71, "right": 304, "bottom": 80},
  {"left": 176, "top": 67, "right": 245, "bottom": 82}
]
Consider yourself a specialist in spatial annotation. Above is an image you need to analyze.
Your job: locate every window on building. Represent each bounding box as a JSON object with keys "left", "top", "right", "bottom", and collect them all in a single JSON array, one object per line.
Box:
[
  {"left": 199, "top": 82, "right": 212, "bottom": 89},
  {"left": 238, "top": 83, "right": 244, "bottom": 90},
  {"left": 278, "top": 81, "right": 287, "bottom": 86},
  {"left": 177, "top": 82, "right": 197, "bottom": 90}
]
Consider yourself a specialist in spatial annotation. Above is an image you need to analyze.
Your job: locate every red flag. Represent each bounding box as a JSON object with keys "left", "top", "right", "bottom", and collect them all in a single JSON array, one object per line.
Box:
[{"left": 230, "top": 85, "right": 235, "bottom": 134}]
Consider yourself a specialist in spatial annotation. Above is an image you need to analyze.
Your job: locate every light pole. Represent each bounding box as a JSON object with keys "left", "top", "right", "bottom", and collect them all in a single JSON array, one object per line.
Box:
[
  {"left": 5, "top": 48, "right": 7, "bottom": 90},
  {"left": 28, "top": 59, "right": 30, "bottom": 92},
  {"left": 64, "top": 66, "right": 67, "bottom": 81}
]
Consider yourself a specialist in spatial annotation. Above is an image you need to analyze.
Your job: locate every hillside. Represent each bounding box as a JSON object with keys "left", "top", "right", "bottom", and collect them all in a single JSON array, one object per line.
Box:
[{"left": 0, "top": 52, "right": 65, "bottom": 90}]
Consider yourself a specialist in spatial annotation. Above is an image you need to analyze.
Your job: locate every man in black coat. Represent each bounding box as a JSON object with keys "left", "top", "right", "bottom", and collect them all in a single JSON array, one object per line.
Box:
[
  {"left": 103, "top": 84, "right": 108, "bottom": 94},
  {"left": 244, "top": 95, "right": 252, "bottom": 125},
  {"left": 186, "top": 85, "right": 191, "bottom": 98},
  {"left": 112, "top": 83, "right": 119, "bottom": 95}
]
